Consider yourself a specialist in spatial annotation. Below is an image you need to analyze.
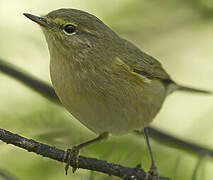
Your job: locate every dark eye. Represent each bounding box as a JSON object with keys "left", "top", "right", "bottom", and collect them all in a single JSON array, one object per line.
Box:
[{"left": 63, "top": 24, "right": 76, "bottom": 34}]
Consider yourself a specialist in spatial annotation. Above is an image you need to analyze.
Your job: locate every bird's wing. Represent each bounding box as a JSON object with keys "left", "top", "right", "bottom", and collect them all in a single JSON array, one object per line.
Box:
[
  {"left": 119, "top": 39, "right": 212, "bottom": 95},
  {"left": 120, "top": 38, "right": 171, "bottom": 81}
]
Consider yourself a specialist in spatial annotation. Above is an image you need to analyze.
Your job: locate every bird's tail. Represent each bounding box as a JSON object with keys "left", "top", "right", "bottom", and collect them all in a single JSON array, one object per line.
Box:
[
  {"left": 167, "top": 82, "right": 212, "bottom": 95},
  {"left": 177, "top": 85, "right": 212, "bottom": 94}
]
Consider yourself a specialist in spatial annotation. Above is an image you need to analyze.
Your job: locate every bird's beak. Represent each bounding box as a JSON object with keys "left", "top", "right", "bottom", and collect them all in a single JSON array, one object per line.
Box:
[{"left": 23, "top": 13, "right": 49, "bottom": 27}]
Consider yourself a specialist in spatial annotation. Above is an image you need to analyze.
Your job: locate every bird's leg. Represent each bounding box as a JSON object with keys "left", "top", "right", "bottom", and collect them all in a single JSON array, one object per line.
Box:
[
  {"left": 64, "top": 132, "right": 109, "bottom": 174},
  {"left": 144, "top": 127, "right": 160, "bottom": 180}
]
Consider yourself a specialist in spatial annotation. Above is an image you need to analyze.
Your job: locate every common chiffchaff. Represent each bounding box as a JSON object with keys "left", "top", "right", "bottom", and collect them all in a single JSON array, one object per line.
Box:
[{"left": 24, "top": 9, "right": 211, "bottom": 178}]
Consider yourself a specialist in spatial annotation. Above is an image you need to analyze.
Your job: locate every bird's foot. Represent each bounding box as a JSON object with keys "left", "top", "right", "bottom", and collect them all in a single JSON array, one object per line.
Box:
[
  {"left": 64, "top": 146, "right": 80, "bottom": 175},
  {"left": 63, "top": 132, "right": 108, "bottom": 175},
  {"left": 145, "top": 166, "right": 160, "bottom": 180}
]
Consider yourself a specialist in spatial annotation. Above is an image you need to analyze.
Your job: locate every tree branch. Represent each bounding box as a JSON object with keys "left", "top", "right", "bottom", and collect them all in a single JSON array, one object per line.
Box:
[
  {"left": 0, "top": 128, "right": 171, "bottom": 180},
  {"left": 0, "top": 168, "right": 19, "bottom": 180},
  {"left": 0, "top": 59, "right": 59, "bottom": 104},
  {"left": 0, "top": 58, "right": 212, "bottom": 158}
]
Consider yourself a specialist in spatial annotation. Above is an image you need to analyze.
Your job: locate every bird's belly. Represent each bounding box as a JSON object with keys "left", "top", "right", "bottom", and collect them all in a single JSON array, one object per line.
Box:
[{"left": 50, "top": 62, "right": 166, "bottom": 135}]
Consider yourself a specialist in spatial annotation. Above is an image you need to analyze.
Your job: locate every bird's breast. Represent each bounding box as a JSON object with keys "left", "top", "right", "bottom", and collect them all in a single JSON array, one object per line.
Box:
[{"left": 50, "top": 56, "right": 166, "bottom": 135}]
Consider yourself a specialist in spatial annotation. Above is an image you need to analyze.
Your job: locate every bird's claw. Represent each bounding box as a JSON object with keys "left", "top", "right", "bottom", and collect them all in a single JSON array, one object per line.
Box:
[
  {"left": 145, "top": 167, "right": 160, "bottom": 180},
  {"left": 64, "top": 146, "right": 80, "bottom": 175}
]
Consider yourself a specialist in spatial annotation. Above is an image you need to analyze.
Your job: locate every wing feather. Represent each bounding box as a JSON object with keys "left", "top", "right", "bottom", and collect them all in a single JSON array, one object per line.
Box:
[{"left": 119, "top": 38, "right": 171, "bottom": 81}]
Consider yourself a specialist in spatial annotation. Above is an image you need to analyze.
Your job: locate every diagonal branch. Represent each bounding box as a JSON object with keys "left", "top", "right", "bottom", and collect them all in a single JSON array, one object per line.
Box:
[
  {"left": 0, "top": 128, "right": 171, "bottom": 180},
  {"left": 0, "top": 168, "right": 19, "bottom": 180},
  {"left": 0, "top": 58, "right": 212, "bottom": 158},
  {"left": 0, "top": 59, "right": 59, "bottom": 104}
]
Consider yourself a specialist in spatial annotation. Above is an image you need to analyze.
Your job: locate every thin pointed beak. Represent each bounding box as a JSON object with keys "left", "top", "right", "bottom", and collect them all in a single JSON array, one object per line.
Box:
[{"left": 23, "top": 13, "right": 49, "bottom": 27}]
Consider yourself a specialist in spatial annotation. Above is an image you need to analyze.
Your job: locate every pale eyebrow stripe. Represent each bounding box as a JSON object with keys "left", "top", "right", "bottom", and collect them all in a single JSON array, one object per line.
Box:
[{"left": 54, "top": 17, "right": 78, "bottom": 27}]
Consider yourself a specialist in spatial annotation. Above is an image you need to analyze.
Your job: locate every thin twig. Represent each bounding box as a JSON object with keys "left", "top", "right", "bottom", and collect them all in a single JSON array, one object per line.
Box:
[
  {"left": 191, "top": 156, "right": 205, "bottom": 180},
  {"left": 0, "top": 59, "right": 59, "bottom": 104},
  {"left": 0, "top": 128, "right": 171, "bottom": 180},
  {"left": 0, "top": 168, "right": 19, "bottom": 180}
]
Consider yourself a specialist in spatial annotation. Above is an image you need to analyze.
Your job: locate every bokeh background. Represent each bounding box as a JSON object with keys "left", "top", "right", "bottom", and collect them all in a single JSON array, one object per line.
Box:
[{"left": 0, "top": 0, "right": 213, "bottom": 179}]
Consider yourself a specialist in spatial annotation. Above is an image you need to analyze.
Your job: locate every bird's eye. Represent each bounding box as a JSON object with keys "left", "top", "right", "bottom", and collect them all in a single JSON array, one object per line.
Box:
[{"left": 63, "top": 24, "right": 76, "bottom": 34}]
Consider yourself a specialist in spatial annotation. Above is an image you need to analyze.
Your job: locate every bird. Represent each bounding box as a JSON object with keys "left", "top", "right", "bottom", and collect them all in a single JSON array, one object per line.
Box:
[{"left": 23, "top": 9, "right": 212, "bottom": 179}]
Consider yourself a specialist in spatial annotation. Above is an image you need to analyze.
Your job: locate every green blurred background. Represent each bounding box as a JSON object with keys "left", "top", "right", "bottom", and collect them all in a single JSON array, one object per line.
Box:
[{"left": 0, "top": 0, "right": 213, "bottom": 179}]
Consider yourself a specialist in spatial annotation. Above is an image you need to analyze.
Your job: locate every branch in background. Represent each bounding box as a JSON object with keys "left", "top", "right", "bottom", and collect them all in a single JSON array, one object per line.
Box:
[
  {"left": 135, "top": 128, "right": 213, "bottom": 157},
  {"left": 0, "top": 59, "right": 59, "bottom": 104},
  {"left": 0, "top": 128, "right": 171, "bottom": 180},
  {"left": 0, "top": 168, "right": 19, "bottom": 180},
  {"left": 0, "top": 58, "right": 213, "bottom": 158}
]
